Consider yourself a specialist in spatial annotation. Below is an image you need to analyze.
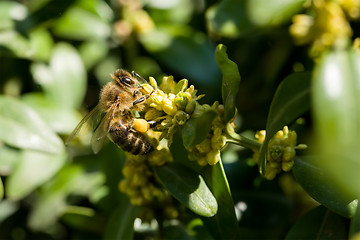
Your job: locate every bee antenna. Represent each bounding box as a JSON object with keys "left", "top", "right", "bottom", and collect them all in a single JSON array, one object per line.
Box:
[{"left": 131, "top": 70, "right": 149, "bottom": 84}]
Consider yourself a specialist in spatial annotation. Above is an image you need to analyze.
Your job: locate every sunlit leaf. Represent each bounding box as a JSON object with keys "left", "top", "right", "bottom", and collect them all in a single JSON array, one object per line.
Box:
[
  {"left": 22, "top": 93, "right": 80, "bottom": 134},
  {"left": 285, "top": 205, "right": 347, "bottom": 239},
  {"left": 53, "top": 6, "right": 111, "bottom": 40},
  {"left": 0, "top": 177, "right": 3, "bottom": 200},
  {"left": 293, "top": 156, "right": 357, "bottom": 218},
  {"left": 31, "top": 42, "right": 86, "bottom": 109},
  {"left": 6, "top": 150, "right": 67, "bottom": 200},
  {"left": 259, "top": 71, "right": 311, "bottom": 174},
  {"left": 104, "top": 200, "right": 139, "bottom": 240},
  {"left": 0, "top": 200, "right": 18, "bottom": 223},
  {"left": 0, "top": 146, "right": 20, "bottom": 175},
  {"left": 182, "top": 110, "right": 217, "bottom": 149},
  {"left": 154, "top": 162, "right": 218, "bottom": 217},
  {"left": 247, "top": 0, "right": 305, "bottom": 27},
  {"left": 215, "top": 44, "right": 241, "bottom": 123},
  {"left": 0, "top": 96, "right": 64, "bottom": 153},
  {"left": 78, "top": 40, "right": 108, "bottom": 70},
  {"left": 28, "top": 164, "right": 105, "bottom": 230},
  {"left": 312, "top": 48, "right": 360, "bottom": 198},
  {"left": 201, "top": 160, "right": 241, "bottom": 239}
]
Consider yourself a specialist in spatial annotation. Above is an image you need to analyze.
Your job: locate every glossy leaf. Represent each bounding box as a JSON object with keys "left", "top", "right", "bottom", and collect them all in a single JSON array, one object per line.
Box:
[
  {"left": 247, "top": 0, "right": 305, "bottom": 27},
  {"left": 293, "top": 156, "right": 357, "bottom": 218},
  {"left": 259, "top": 71, "right": 311, "bottom": 174},
  {"left": 285, "top": 205, "right": 347, "bottom": 239},
  {"left": 215, "top": 44, "right": 241, "bottom": 123},
  {"left": 0, "top": 96, "right": 64, "bottom": 153},
  {"left": 154, "top": 162, "right": 218, "bottom": 217},
  {"left": 6, "top": 150, "right": 67, "bottom": 200},
  {"left": 104, "top": 200, "right": 139, "bottom": 240},
  {"left": 312, "top": 48, "right": 360, "bottom": 198},
  {"left": 31, "top": 42, "right": 86, "bottom": 109},
  {"left": 201, "top": 160, "right": 240, "bottom": 239},
  {"left": 182, "top": 110, "right": 218, "bottom": 149}
]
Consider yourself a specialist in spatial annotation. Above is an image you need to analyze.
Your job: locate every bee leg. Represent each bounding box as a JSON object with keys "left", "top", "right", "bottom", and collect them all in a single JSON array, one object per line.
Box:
[
  {"left": 131, "top": 70, "right": 149, "bottom": 84},
  {"left": 133, "top": 95, "right": 150, "bottom": 106}
]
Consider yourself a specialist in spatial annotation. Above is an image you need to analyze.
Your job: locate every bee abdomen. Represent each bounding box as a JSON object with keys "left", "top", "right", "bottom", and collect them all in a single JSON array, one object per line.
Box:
[{"left": 109, "top": 122, "right": 153, "bottom": 155}]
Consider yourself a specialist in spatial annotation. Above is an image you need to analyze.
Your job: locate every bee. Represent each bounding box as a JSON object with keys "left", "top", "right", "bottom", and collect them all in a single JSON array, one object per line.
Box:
[{"left": 66, "top": 69, "right": 154, "bottom": 155}]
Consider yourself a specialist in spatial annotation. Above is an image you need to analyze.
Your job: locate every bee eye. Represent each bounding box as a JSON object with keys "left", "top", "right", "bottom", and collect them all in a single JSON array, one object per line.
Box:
[{"left": 120, "top": 76, "right": 134, "bottom": 86}]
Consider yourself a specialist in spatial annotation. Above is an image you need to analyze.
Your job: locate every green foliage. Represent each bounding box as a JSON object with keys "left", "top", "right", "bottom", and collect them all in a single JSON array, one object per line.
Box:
[{"left": 1, "top": 0, "right": 360, "bottom": 239}]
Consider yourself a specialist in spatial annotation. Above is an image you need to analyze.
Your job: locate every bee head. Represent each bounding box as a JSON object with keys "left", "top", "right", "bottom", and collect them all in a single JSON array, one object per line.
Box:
[{"left": 111, "top": 69, "right": 141, "bottom": 89}]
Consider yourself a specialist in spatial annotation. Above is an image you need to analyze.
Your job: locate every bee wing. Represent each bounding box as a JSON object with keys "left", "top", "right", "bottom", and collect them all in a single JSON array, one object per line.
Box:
[
  {"left": 91, "top": 101, "right": 119, "bottom": 154},
  {"left": 66, "top": 104, "right": 102, "bottom": 145}
]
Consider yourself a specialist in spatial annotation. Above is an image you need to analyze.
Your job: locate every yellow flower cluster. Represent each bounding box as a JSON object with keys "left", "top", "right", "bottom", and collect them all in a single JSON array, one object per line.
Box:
[
  {"left": 253, "top": 126, "right": 307, "bottom": 180},
  {"left": 140, "top": 75, "right": 204, "bottom": 145},
  {"left": 188, "top": 102, "right": 226, "bottom": 166},
  {"left": 289, "top": 0, "right": 359, "bottom": 56},
  {"left": 119, "top": 148, "right": 172, "bottom": 206}
]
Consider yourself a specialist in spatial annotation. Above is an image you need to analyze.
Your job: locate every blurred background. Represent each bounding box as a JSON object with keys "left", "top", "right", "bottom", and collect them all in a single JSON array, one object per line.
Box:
[{"left": 0, "top": 0, "right": 321, "bottom": 239}]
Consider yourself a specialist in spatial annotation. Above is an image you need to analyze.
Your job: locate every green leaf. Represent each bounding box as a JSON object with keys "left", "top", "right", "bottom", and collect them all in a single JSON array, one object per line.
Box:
[
  {"left": 312, "top": 48, "right": 360, "bottom": 198},
  {"left": 61, "top": 206, "right": 105, "bottom": 233},
  {"left": 79, "top": 40, "right": 108, "bottom": 70},
  {"left": 0, "top": 145, "right": 20, "bottom": 175},
  {"left": 31, "top": 42, "right": 87, "bottom": 109},
  {"left": 0, "top": 1, "right": 26, "bottom": 30},
  {"left": 215, "top": 44, "right": 241, "bottom": 123},
  {"left": 259, "top": 71, "right": 311, "bottom": 174},
  {"left": 247, "top": 0, "right": 305, "bottom": 27},
  {"left": 285, "top": 205, "right": 348, "bottom": 239},
  {"left": 139, "top": 25, "right": 221, "bottom": 88},
  {"left": 6, "top": 150, "right": 67, "bottom": 200},
  {"left": 0, "top": 177, "right": 3, "bottom": 200},
  {"left": 350, "top": 204, "right": 360, "bottom": 239},
  {"left": 53, "top": 6, "right": 111, "bottom": 40},
  {"left": 0, "top": 96, "right": 64, "bottom": 153},
  {"left": 201, "top": 160, "right": 240, "bottom": 239},
  {"left": 293, "top": 156, "right": 357, "bottom": 218},
  {"left": 22, "top": 93, "right": 80, "bottom": 134},
  {"left": 104, "top": 200, "right": 139, "bottom": 240},
  {"left": 182, "top": 110, "right": 218, "bottom": 149},
  {"left": 154, "top": 162, "right": 218, "bottom": 217},
  {"left": 28, "top": 164, "right": 105, "bottom": 230},
  {"left": 206, "top": 0, "right": 253, "bottom": 38}
]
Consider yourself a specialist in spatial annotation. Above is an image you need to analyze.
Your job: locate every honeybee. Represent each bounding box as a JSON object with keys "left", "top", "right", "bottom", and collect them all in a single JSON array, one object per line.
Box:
[{"left": 66, "top": 69, "right": 154, "bottom": 155}]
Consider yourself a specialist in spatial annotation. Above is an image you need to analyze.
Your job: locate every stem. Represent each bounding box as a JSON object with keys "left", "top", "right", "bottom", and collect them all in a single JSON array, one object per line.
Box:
[{"left": 225, "top": 123, "right": 262, "bottom": 151}]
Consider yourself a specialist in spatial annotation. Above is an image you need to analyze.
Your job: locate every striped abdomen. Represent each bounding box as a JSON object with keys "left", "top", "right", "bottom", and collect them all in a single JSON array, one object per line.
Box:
[{"left": 108, "top": 121, "right": 153, "bottom": 155}]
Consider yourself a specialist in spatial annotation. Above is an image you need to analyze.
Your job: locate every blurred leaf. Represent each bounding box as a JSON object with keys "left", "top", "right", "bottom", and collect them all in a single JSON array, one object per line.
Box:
[
  {"left": 139, "top": 26, "right": 221, "bottom": 87},
  {"left": 6, "top": 150, "right": 67, "bottom": 200},
  {"left": 79, "top": 40, "right": 108, "bottom": 70},
  {"left": 0, "top": 200, "right": 18, "bottom": 223},
  {"left": 53, "top": 5, "right": 111, "bottom": 40},
  {"left": 0, "top": 96, "right": 64, "bottom": 153},
  {"left": 31, "top": 42, "right": 87, "bottom": 109},
  {"left": 147, "top": 0, "right": 194, "bottom": 25},
  {"left": 285, "top": 205, "right": 348, "bottom": 239},
  {"left": 182, "top": 109, "right": 217, "bottom": 149},
  {"left": 201, "top": 160, "right": 240, "bottom": 239},
  {"left": 247, "top": 0, "right": 305, "bottom": 27},
  {"left": 0, "top": 146, "right": 20, "bottom": 175},
  {"left": 350, "top": 205, "right": 360, "bottom": 239},
  {"left": 0, "top": 177, "right": 3, "bottom": 200},
  {"left": 163, "top": 222, "right": 196, "bottom": 240},
  {"left": 22, "top": 93, "right": 80, "bottom": 134},
  {"left": 259, "top": 71, "right": 311, "bottom": 174},
  {"left": 215, "top": 44, "right": 241, "bottom": 123},
  {"left": 312, "top": 48, "right": 360, "bottom": 198},
  {"left": 0, "top": 1, "right": 27, "bottom": 30},
  {"left": 28, "top": 164, "right": 105, "bottom": 230},
  {"left": 0, "top": 28, "right": 53, "bottom": 60},
  {"left": 104, "top": 200, "right": 139, "bottom": 240},
  {"left": 293, "top": 156, "right": 357, "bottom": 218},
  {"left": 154, "top": 162, "right": 218, "bottom": 217},
  {"left": 61, "top": 206, "right": 105, "bottom": 233},
  {"left": 206, "top": 0, "right": 253, "bottom": 38}
]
